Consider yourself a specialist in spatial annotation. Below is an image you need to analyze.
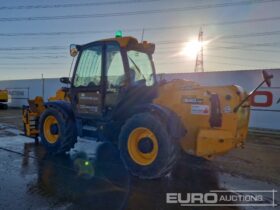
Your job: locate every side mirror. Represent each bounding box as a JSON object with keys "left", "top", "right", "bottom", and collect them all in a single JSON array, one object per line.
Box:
[
  {"left": 262, "top": 70, "right": 273, "bottom": 87},
  {"left": 233, "top": 70, "right": 273, "bottom": 112},
  {"left": 60, "top": 77, "right": 71, "bottom": 84},
  {"left": 70, "top": 44, "right": 79, "bottom": 57}
]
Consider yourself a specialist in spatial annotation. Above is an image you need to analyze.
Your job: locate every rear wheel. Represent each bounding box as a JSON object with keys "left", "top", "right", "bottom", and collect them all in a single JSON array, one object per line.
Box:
[
  {"left": 119, "top": 112, "right": 178, "bottom": 179},
  {"left": 39, "top": 107, "right": 77, "bottom": 155}
]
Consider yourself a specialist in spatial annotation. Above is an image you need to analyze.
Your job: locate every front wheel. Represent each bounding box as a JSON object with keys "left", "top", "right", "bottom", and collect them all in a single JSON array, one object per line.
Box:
[
  {"left": 118, "top": 112, "right": 179, "bottom": 179},
  {"left": 39, "top": 107, "right": 77, "bottom": 155}
]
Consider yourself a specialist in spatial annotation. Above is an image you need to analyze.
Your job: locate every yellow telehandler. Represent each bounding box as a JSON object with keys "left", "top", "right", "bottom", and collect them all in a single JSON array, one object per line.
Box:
[{"left": 22, "top": 35, "right": 273, "bottom": 179}]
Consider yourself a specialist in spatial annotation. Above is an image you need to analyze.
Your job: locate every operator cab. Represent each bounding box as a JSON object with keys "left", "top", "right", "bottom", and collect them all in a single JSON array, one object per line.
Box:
[{"left": 61, "top": 34, "right": 157, "bottom": 121}]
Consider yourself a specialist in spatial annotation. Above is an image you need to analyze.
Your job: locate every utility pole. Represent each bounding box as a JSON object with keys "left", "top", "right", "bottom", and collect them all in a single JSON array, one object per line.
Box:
[
  {"left": 141, "top": 28, "right": 145, "bottom": 42},
  {"left": 41, "top": 74, "right": 45, "bottom": 100},
  {"left": 194, "top": 27, "right": 204, "bottom": 72}
]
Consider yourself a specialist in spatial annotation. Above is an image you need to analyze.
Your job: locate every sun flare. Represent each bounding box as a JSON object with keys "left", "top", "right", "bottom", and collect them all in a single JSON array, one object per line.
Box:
[{"left": 181, "top": 40, "right": 205, "bottom": 59}]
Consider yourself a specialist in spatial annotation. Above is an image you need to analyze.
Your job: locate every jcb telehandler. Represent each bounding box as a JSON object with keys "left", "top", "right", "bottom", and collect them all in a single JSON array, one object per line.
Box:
[{"left": 22, "top": 35, "right": 273, "bottom": 179}]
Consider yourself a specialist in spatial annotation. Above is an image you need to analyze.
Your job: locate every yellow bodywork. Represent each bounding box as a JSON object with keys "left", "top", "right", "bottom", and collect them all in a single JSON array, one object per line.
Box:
[
  {"left": 154, "top": 79, "right": 250, "bottom": 158},
  {"left": 22, "top": 96, "right": 45, "bottom": 138},
  {"left": 0, "top": 89, "right": 8, "bottom": 103},
  {"left": 22, "top": 89, "right": 68, "bottom": 138},
  {"left": 48, "top": 88, "right": 69, "bottom": 101}
]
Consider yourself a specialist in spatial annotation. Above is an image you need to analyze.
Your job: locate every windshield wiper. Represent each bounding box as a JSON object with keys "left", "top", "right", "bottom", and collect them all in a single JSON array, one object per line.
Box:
[{"left": 128, "top": 56, "right": 145, "bottom": 79}]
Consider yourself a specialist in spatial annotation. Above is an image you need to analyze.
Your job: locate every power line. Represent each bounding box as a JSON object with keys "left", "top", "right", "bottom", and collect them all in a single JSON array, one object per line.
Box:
[
  {"left": 158, "top": 36, "right": 280, "bottom": 46},
  {"left": 0, "top": 51, "right": 65, "bottom": 55},
  {"left": 156, "top": 46, "right": 280, "bottom": 55},
  {"left": 159, "top": 42, "right": 280, "bottom": 50},
  {"left": 155, "top": 40, "right": 280, "bottom": 52},
  {"left": 207, "top": 43, "right": 280, "bottom": 52},
  {"left": 0, "top": 0, "right": 279, "bottom": 22},
  {"left": 206, "top": 54, "right": 280, "bottom": 64},
  {"left": 145, "top": 16, "right": 280, "bottom": 31},
  {"left": 1, "top": 16, "right": 280, "bottom": 37},
  {"left": 0, "top": 0, "right": 168, "bottom": 10},
  {"left": 0, "top": 54, "right": 279, "bottom": 68},
  {"left": 2, "top": 42, "right": 280, "bottom": 54},
  {"left": 0, "top": 56, "right": 278, "bottom": 72},
  {"left": 156, "top": 47, "right": 280, "bottom": 54},
  {"left": 0, "top": 55, "right": 67, "bottom": 59},
  {"left": 0, "top": 62, "right": 67, "bottom": 65},
  {"left": 1, "top": 51, "right": 279, "bottom": 64},
  {"left": 0, "top": 29, "right": 141, "bottom": 37},
  {"left": 0, "top": 46, "right": 66, "bottom": 51},
  {"left": 3, "top": 36, "right": 280, "bottom": 52},
  {"left": 1, "top": 35, "right": 280, "bottom": 55},
  {"left": 1, "top": 51, "right": 279, "bottom": 66},
  {"left": 153, "top": 39, "right": 280, "bottom": 48},
  {"left": 155, "top": 60, "right": 272, "bottom": 69},
  {"left": 155, "top": 53, "right": 280, "bottom": 64},
  {"left": 156, "top": 41, "right": 247, "bottom": 50},
  {"left": 207, "top": 30, "right": 280, "bottom": 40},
  {"left": 157, "top": 40, "right": 280, "bottom": 54},
  {"left": 0, "top": 29, "right": 140, "bottom": 37}
]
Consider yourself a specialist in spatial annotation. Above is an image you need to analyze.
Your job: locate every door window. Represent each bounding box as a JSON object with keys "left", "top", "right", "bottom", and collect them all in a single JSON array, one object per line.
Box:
[
  {"left": 74, "top": 45, "right": 102, "bottom": 87},
  {"left": 127, "top": 50, "right": 155, "bottom": 86},
  {"left": 106, "top": 44, "right": 125, "bottom": 90}
]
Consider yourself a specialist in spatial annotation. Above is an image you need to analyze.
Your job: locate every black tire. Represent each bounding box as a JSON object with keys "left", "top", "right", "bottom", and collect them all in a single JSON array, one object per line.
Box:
[
  {"left": 119, "top": 112, "right": 179, "bottom": 179},
  {"left": 39, "top": 107, "right": 77, "bottom": 155}
]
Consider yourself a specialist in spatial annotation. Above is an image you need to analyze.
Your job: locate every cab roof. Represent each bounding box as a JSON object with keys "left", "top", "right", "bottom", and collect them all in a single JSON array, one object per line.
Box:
[
  {"left": 98, "top": 36, "right": 139, "bottom": 48},
  {"left": 86, "top": 36, "right": 155, "bottom": 54}
]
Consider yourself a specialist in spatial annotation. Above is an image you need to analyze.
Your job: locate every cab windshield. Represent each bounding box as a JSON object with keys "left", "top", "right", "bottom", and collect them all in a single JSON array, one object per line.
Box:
[{"left": 127, "top": 50, "right": 155, "bottom": 86}]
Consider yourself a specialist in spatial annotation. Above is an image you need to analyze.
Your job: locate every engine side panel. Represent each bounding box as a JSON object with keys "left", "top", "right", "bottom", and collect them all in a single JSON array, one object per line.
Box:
[{"left": 154, "top": 79, "right": 250, "bottom": 157}]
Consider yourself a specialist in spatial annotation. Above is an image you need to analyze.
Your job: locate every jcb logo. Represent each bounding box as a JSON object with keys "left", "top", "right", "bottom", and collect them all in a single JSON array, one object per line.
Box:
[{"left": 250, "top": 91, "right": 273, "bottom": 107}]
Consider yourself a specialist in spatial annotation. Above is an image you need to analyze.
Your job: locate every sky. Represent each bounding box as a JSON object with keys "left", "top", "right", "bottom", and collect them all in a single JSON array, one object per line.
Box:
[{"left": 0, "top": 0, "right": 280, "bottom": 80}]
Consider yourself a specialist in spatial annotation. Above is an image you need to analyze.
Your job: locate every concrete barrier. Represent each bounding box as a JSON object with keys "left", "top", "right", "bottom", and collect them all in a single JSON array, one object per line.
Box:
[
  {"left": 160, "top": 69, "right": 280, "bottom": 130},
  {"left": 0, "top": 69, "right": 279, "bottom": 130}
]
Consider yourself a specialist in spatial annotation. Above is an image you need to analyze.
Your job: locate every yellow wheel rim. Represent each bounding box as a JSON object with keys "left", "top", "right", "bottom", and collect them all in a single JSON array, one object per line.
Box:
[
  {"left": 43, "top": 115, "right": 59, "bottom": 144},
  {"left": 127, "top": 127, "right": 158, "bottom": 166}
]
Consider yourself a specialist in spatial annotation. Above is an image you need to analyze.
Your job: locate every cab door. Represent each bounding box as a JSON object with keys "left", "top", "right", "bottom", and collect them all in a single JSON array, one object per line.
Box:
[
  {"left": 104, "top": 42, "right": 127, "bottom": 116},
  {"left": 71, "top": 43, "right": 104, "bottom": 119}
]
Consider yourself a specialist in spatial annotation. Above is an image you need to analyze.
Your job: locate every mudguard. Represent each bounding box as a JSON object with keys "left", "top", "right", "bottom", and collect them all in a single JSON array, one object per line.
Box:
[
  {"left": 128, "top": 103, "right": 186, "bottom": 141},
  {"left": 44, "top": 101, "right": 75, "bottom": 120}
]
